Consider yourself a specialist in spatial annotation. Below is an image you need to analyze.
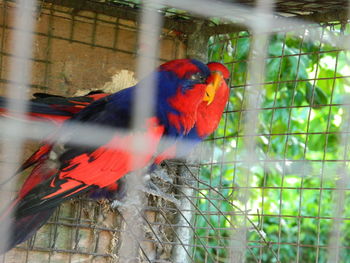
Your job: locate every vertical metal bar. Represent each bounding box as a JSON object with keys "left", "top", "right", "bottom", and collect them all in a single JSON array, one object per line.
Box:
[
  {"left": 276, "top": 29, "right": 306, "bottom": 261},
  {"left": 0, "top": 0, "right": 36, "bottom": 253},
  {"left": 133, "top": 1, "right": 162, "bottom": 127},
  {"left": 171, "top": 165, "right": 199, "bottom": 263},
  {"left": 327, "top": 104, "right": 350, "bottom": 263},
  {"left": 230, "top": 33, "right": 249, "bottom": 260},
  {"left": 315, "top": 50, "right": 339, "bottom": 262},
  {"left": 326, "top": 6, "right": 350, "bottom": 261},
  {"left": 295, "top": 28, "right": 324, "bottom": 263},
  {"left": 261, "top": 31, "right": 287, "bottom": 261},
  {"left": 230, "top": 0, "right": 274, "bottom": 262},
  {"left": 117, "top": 0, "right": 162, "bottom": 261},
  {"left": 326, "top": 52, "right": 350, "bottom": 261},
  {"left": 169, "top": 19, "right": 210, "bottom": 263},
  {"left": 215, "top": 41, "right": 228, "bottom": 263}
]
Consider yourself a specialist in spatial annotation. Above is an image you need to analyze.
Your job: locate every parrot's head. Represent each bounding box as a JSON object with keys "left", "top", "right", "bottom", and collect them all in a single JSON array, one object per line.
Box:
[
  {"left": 204, "top": 62, "right": 230, "bottom": 105},
  {"left": 157, "top": 59, "right": 225, "bottom": 135},
  {"left": 193, "top": 62, "right": 230, "bottom": 138}
]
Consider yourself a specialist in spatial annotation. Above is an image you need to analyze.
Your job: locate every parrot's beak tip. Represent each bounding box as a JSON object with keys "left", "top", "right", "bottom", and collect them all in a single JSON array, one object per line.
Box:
[{"left": 203, "top": 72, "right": 223, "bottom": 105}]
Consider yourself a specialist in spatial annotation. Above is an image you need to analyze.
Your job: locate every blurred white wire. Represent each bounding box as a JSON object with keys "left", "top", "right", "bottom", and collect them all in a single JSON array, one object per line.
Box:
[
  {"left": 118, "top": 0, "right": 163, "bottom": 261},
  {"left": 325, "top": 3, "right": 350, "bottom": 262},
  {"left": 0, "top": 0, "right": 36, "bottom": 254},
  {"left": 228, "top": 0, "right": 275, "bottom": 262},
  {"left": 326, "top": 71, "right": 350, "bottom": 261}
]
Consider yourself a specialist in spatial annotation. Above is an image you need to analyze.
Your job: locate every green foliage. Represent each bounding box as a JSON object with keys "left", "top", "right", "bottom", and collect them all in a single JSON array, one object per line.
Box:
[{"left": 196, "top": 27, "right": 350, "bottom": 262}]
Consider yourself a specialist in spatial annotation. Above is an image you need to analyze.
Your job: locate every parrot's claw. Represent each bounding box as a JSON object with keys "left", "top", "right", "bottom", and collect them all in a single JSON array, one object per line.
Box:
[
  {"left": 149, "top": 168, "right": 174, "bottom": 183},
  {"left": 141, "top": 181, "right": 181, "bottom": 207},
  {"left": 110, "top": 194, "right": 143, "bottom": 209},
  {"left": 111, "top": 167, "right": 179, "bottom": 209},
  {"left": 110, "top": 199, "right": 127, "bottom": 208},
  {"left": 111, "top": 181, "right": 180, "bottom": 208}
]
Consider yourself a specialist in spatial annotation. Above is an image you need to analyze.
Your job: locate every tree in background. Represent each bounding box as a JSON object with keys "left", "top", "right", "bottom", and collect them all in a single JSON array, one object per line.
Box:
[{"left": 194, "top": 25, "right": 350, "bottom": 262}]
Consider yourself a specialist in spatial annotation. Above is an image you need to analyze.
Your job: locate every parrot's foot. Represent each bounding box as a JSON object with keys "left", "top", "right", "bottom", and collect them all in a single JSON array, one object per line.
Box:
[
  {"left": 111, "top": 168, "right": 180, "bottom": 209},
  {"left": 110, "top": 199, "right": 132, "bottom": 209},
  {"left": 141, "top": 180, "right": 181, "bottom": 207},
  {"left": 148, "top": 167, "right": 174, "bottom": 184},
  {"left": 110, "top": 181, "right": 180, "bottom": 208}
]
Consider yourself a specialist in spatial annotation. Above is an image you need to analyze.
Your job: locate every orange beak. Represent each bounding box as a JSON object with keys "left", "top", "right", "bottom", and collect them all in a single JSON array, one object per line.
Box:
[{"left": 203, "top": 72, "right": 223, "bottom": 105}]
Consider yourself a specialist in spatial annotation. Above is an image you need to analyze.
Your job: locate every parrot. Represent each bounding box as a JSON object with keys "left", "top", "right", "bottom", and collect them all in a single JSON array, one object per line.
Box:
[
  {"left": 0, "top": 61, "right": 230, "bottom": 203},
  {"left": 0, "top": 62, "right": 230, "bottom": 198},
  {"left": 154, "top": 62, "right": 230, "bottom": 163},
  {"left": 0, "top": 59, "right": 230, "bottom": 252},
  {"left": 0, "top": 62, "right": 230, "bottom": 169}
]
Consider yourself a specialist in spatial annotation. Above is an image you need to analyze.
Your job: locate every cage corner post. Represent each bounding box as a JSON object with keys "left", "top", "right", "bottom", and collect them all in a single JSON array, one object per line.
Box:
[
  {"left": 170, "top": 20, "right": 209, "bottom": 263},
  {"left": 186, "top": 20, "right": 210, "bottom": 63}
]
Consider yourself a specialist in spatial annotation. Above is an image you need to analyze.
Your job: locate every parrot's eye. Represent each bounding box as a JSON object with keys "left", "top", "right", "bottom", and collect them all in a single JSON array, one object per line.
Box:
[{"left": 189, "top": 72, "right": 206, "bottom": 83}]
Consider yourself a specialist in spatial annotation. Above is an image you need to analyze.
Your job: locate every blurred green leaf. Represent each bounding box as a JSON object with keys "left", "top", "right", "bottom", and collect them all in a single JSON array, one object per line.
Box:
[
  {"left": 199, "top": 27, "right": 348, "bottom": 263},
  {"left": 305, "top": 83, "right": 328, "bottom": 108}
]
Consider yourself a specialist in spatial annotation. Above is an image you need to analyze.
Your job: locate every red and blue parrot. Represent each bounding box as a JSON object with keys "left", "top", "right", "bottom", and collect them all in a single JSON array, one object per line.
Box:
[{"left": 0, "top": 59, "right": 229, "bottom": 252}]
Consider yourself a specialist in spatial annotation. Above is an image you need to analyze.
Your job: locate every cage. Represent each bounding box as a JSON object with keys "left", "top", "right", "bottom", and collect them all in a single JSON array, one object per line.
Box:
[{"left": 0, "top": 0, "right": 350, "bottom": 262}]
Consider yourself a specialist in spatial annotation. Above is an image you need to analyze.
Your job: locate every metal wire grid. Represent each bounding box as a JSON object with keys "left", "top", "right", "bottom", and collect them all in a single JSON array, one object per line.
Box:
[
  {"left": 0, "top": 0, "right": 184, "bottom": 262},
  {"left": 235, "top": 0, "right": 347, "bottom": 15},
  {"left": 194, "top": 24, "right": 350, "bottom": 262},
  {"left": 79, "top": 0, "right": 349, "bottom": 18},
  {"left": 0, "top": 0, "right": 350, "bottom": 262},
  {"left": 0, "top": 1, "right": 126, "bottom": 261}
]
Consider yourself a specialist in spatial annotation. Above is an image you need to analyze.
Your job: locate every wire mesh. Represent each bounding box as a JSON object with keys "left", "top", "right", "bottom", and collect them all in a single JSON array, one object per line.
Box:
[
  {"left": 201, "top": 22, "right": 350, "bottom": 262},
  {"left": 0, "top": 0, "right": 350, "bottom": 262},
  {"left": 0, "top": 0, "right": 185, "bottom": 262}
]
